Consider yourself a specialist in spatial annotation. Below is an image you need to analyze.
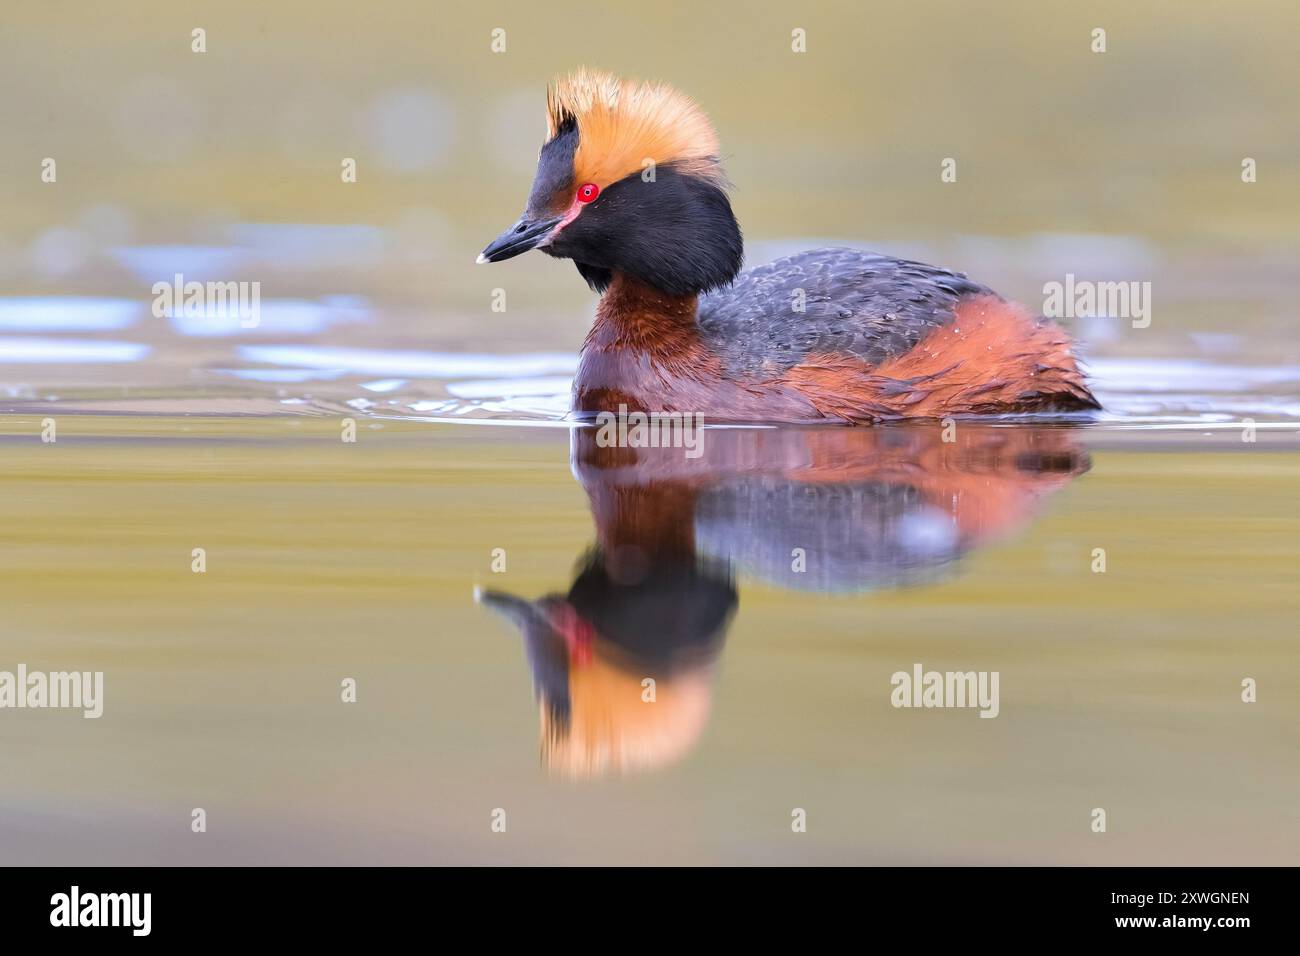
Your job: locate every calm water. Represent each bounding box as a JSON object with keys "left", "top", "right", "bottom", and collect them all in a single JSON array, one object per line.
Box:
[
  {"left": 3, "top": 248, "right": 1300, "bottom": 865},
  {"left": 2, "top": 343, "right": 1298, "bottom": 863}
]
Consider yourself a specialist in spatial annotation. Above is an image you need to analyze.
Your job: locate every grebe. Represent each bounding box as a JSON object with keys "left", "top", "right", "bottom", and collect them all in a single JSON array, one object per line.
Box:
[{"left": 479, "top": 69, "right": 1098, "bottom": 423}]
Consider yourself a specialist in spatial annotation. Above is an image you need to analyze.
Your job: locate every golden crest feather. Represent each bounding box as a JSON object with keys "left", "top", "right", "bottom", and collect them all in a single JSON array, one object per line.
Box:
[{"left": 545, "top": 69, "right": 724, "bottom": 189}]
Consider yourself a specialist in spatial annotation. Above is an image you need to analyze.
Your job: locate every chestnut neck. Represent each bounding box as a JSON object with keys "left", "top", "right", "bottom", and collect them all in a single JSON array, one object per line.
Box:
[
  {"left": 591, "top": 481, "right": 699, "bottom": 564},
  {"left": 585, "top": 273, "right": 700, "bottom": 356}
]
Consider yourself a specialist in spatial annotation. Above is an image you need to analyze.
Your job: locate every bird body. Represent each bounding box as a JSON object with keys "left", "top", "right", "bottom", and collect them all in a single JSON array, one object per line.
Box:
[{"left": 480, "top": 70, "right": 1098, "bottom": 423}]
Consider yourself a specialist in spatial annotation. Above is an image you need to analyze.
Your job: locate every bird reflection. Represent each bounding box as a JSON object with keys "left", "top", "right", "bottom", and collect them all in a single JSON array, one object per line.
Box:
[{"left": 479, "top": 424, "right": 1088, "bottom": 778}]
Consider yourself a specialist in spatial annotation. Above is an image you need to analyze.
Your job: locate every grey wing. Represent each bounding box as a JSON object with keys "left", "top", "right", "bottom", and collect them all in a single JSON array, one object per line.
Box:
[
  {"left": 696, "top": 248, "right": 993, "bottom": 379},
  {"left": 693, "top": 478, "right": 960, "bottom": 592}
]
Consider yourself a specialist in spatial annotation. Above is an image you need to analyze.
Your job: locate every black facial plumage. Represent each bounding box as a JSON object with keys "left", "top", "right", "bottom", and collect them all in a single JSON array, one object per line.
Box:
[
  {"left": 544, "top": 164, "right": 744, "bottom": 297},
  {"left": 526, "top": 117, "right": 577, "bottom": 216}
]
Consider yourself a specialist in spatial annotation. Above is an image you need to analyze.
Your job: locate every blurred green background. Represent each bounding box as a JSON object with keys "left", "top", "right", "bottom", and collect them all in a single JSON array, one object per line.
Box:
[{"left": 2, "top": 0, "right": 1297, "bottom": 341}]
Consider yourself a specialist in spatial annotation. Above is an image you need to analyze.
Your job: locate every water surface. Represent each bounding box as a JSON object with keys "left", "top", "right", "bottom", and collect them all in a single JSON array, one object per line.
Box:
[{"left": 1, "top": 406, "right": 1296, "bottom": 864}]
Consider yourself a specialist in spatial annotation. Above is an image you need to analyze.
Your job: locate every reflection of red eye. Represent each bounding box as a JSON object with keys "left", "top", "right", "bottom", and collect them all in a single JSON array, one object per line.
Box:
[{"left": 577, "top": 183, "right": 599, "bottom": 204}]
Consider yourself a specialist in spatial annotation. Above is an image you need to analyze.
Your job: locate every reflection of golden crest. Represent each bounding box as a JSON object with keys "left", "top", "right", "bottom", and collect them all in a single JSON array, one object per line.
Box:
[
  {"left": 482, "top": 424, "right": 1089, "bottom": 778},
  {"left": 542, "top": 654, "right": 714, "bottom": 779}
]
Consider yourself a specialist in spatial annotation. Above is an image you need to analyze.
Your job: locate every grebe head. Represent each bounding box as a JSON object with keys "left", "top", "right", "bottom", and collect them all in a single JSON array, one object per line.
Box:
[
  {"left": 478, "top": 69, "right": 743, "bottom": 296},
  {"left": 476, "top": 547, "right": 734, "bottom": 778}
]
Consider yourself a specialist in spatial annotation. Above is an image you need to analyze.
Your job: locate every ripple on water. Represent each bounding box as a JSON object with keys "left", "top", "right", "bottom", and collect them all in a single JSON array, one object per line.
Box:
[
  {"left": 168, "top": 296, "right": 369, "bottom": 338},
  {"left": 1, "top": 297, "right": 1297, "bottom": 426},
  {"left": 1087, "top": 358, "right": 1300, "bottom": 426},
  {"left": 236, "top": 345, "right": 577, "bottom": 380},
  {"left": 0, "top": 337, "right": 151, "bottom": 363},
  {"left": 377, "top": 356, "right": 1300, "bottom": 427},
  {"left": 0, "top": 297, "right": 142, "bottom": 332}
]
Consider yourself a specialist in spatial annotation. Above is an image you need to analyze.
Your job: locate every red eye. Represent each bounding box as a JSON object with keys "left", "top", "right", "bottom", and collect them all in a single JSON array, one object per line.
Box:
[{"left": 577, "top": 182, "right": 599, "bottom": 204}]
